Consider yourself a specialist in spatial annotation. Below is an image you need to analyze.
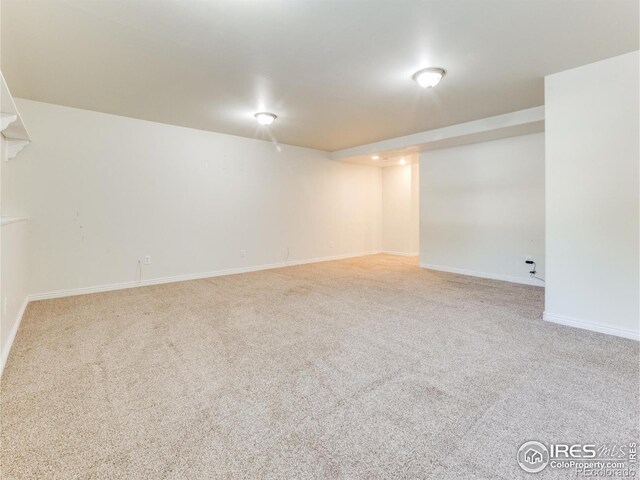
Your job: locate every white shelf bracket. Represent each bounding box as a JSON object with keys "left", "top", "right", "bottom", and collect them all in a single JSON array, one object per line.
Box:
[
  {"left": 5, "top": 139, "right": 29, "bottom": 160},
  {"left": 1, "top": 70, "right": 31, "bottom": 159},
  {"left": 1, "top": 113, "right": 18, "bottom": 133}
]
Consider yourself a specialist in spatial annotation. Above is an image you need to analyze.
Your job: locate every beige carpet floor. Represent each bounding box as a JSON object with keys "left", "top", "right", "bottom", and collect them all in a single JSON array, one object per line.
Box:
[{"left": 1, "top": 255, "right": 638, "bottom": 479}]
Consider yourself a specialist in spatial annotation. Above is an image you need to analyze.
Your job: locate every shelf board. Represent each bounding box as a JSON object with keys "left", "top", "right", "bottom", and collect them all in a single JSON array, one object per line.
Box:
[{"left": 1, "top": 216, "right": 29, "bottom": 226}]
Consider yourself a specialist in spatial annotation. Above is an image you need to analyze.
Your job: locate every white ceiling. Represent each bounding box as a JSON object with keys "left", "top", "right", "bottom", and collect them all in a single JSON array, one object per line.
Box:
[
  {"left": 1, "top": 0, "right": 637, "bottom": 151},
  {"left": 346, "top": 147, "right": 420, "bottom": 168}
]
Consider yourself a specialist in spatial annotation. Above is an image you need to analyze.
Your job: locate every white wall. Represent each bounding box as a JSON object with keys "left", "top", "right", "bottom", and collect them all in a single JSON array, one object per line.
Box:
[
  {"left": 410, "top": 163, "right": 419, "bottom": 254},
  {"left": 7, "top": 99, "right": 381, "bottom": 297},
  {"left": 420, "top": 133, "right": 545, "bottom": 285},
  {"left": 1, "top": 221, "right": 29, "bottom": 370},
  {"left": 380, "top": 162, "right": 419, "bottom": 255},
  {"left": 544, "top": 51, "right": 639, "bottom": 340},
  {"left": 1, "top": 135, "right": 31, "bottom": 372}
]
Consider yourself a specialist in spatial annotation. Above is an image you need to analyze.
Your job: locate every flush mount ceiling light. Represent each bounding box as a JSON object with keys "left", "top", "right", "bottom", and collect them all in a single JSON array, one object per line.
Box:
[
  {"left": 399, "top": 158, "right": 407, "bottom": 165},
  {"left": 372, "top": 155, "right": 380, "bottom": 160},
  {"left": 412, "top": 67, "right": 446, "bottom": 88},
  {"left": 254, "top": 112, "right": 277, "bottom": 126}
]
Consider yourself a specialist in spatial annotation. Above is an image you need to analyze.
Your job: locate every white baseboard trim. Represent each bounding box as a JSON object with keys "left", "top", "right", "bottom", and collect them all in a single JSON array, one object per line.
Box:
[
  {"left": 543, "top": 312, "right": 639, "bottom": 341},
  {"left": 1, "top": 297, "right": 29, "bottom": 377},
  {"left": 419, "top": 263, "right": 545, "bottom": 287},
  {"left": 28, "top": 250, "right": 381, "bottom": 302},
  {"left": 380, "top": 251, "right": 419, "bottom": 257}
]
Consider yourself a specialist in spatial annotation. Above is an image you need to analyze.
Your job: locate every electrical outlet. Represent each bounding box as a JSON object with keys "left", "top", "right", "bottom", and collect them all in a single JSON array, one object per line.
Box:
[
  {"left": 240, "top": 249, "right": 246, "bottom": 258},
  {"left": 144, "top": 256, "right": 151, "bottom": 265},
  {"left": 329, "top": 240, "right": 335, "bottom": 248}
]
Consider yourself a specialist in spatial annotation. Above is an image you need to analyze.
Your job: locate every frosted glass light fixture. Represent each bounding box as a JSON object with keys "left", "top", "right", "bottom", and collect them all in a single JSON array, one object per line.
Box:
[
  {"left": 254, "top": 112, "right": 277, "bottom": 126},
  {"left": 412, "top": 67, "right": 446, "bottom": 88}
]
